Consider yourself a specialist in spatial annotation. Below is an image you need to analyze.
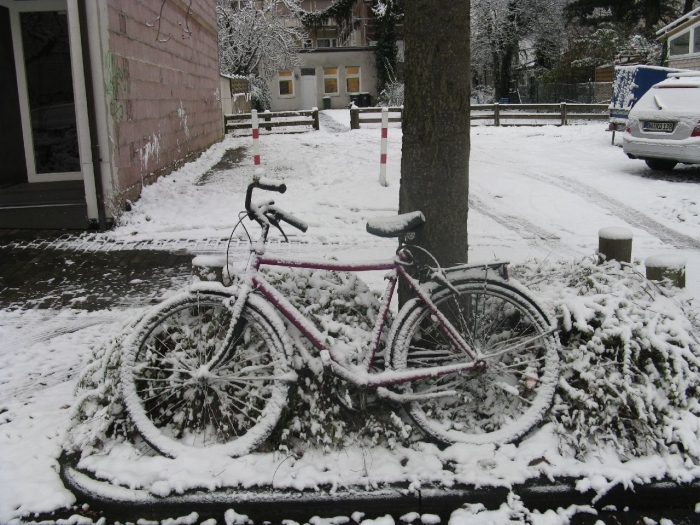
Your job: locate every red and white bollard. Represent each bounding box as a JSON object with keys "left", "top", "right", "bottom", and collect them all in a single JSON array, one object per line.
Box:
[
  {"left": 379, "top": 107, "right": 388, "bottom": 187},
  {"left": 251, "top": 109, "right": 261, "bottom": 167}
]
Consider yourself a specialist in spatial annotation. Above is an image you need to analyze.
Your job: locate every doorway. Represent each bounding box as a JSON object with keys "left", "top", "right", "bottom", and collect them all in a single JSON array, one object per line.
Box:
[
  {"left": 300, "top": 68, "right": 317, "bottom": 110},
  {"left": 0, "top": 1, "right": 88, "bottom": 229},
  {"left": 19, "top": 8, "right": 81, "bottom": 180},
  {"left": 0, "top": 5, "right": 27, "bottom": 188}
]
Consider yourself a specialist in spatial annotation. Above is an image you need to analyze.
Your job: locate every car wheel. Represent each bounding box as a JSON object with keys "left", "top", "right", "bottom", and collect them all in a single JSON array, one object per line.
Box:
[{"left": 645, "top": 159, "right": 677, "bottom": 171}]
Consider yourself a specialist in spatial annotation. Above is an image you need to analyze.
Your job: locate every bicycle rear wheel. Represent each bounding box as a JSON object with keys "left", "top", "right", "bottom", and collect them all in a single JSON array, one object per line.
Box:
[
  {"left": 390, "top": 280, "right": 559, "bottom": 446},
  {"left": 121, "top": 287, "right": 290, "bottom": 458}
]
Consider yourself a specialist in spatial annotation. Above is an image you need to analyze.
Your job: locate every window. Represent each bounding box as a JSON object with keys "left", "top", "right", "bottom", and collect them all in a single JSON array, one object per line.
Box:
[
  {"left": 346, "top": 66, "right": 360, "bottom": 94},
  {"left": 278, "top": 70, "right": 294, "bottom": 97},
  {"left": 324, "top": 67, "right": 338, "bottom": 95},
  {"left": 670, "top": 31, "right": 690, "bottom": 56},
  {"left": 316, "top": 38, "right": 337, "bottom": 48},
  {"left": 694, "top": 26, "right": 700, "bottom": 54}
]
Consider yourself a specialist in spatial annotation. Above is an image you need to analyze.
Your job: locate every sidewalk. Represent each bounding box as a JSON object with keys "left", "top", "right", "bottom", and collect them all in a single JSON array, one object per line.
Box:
[{"left": 0, "top": 229, "right": 194, "bottom": 311}]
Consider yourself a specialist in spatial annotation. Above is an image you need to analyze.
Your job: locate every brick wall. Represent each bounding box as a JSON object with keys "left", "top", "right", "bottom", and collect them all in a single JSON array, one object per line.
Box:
[
  {"left": 668, "top": 56, "right": 700, "bottom": 70},
  {"left": 104, "top": 0, "right": 222, "bottom": 207}
]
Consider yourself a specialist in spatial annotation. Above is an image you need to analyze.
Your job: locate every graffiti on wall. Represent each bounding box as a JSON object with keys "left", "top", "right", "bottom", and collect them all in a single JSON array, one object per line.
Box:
[{"left": 104, "top": 50, "right": 128, "bottom": 123}]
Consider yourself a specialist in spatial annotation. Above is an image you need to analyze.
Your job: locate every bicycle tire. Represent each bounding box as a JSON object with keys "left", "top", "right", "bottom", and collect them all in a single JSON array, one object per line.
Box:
[
  {"left": 389, "top": 279, "right": 559, "bottom": 446},
  {"left": 121, "top": 286, "right": 290, "bottom": 458}
]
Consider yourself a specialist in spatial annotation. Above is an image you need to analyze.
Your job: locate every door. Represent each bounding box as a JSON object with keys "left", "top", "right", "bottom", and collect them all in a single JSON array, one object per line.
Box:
[
  {"left": 5, "top": 0, "right": 83, "bottom": 183},
  {"left": 300, "top": 68, "right": 317, "bottom": 110},
  {"left": 0, "top": 6, "right": 27, "bottom": 187}
]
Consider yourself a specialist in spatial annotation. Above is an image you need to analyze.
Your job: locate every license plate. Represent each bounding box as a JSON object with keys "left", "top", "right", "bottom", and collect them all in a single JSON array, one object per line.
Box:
[{"left": 643, "top": 121, "right": 674, "bottom": 132}]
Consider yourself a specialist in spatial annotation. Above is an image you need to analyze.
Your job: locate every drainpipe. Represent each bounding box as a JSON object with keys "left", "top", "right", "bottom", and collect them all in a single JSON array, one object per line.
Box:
[{"left": 77, "top": 0, "right": 107, "bottom": 231}]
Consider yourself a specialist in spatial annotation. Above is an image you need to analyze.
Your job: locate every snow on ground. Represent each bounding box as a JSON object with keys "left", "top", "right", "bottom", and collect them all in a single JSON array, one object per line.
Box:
[
  {"left": 2, "top": 111, "right": 700, "bottom": 522},
  {"left": 109, "top": 110, "right": 700, "bottom": 295}
]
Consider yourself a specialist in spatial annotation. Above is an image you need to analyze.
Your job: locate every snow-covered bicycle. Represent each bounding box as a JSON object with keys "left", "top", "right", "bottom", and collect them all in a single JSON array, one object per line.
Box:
[{"left": 120, "top": 178, "right": 560, "bottom": 458}]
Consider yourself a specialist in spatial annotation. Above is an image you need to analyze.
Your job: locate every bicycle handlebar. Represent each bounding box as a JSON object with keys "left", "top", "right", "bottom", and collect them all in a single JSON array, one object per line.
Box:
[
  {"left": 268, "top": 205, "right": 308, "bottom": 233},
  {"left": 257, "top": 177, "right": 287, "bottom": 193},
  {"left": 244, "top": 179, "right": 307, "bottom": 234}
]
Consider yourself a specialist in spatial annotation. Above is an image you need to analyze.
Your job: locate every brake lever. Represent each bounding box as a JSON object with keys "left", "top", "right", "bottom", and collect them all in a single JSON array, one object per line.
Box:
[{"left": 268, "top": 215, "right": 289, "bottom": 243}]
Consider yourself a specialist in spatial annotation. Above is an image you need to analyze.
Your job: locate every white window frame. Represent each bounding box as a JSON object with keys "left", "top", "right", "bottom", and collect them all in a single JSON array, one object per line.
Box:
[
  {"left": 669, "top": 29, "right": 691, "bottom": 56},
  {"left": 345, "top": 66, "right": 361, "bottom": 94},
  {"left": 316, "top": 38, "right": 337, "bottom": 48},
  {"left": 323, "top": 67, "right": 339, "bottom": 96},
  {"left": 278, "top": 70, "right": 294, "bottom": 98},
  {"left": 668, "top": 23, "right": 700, "bottom": 57}
]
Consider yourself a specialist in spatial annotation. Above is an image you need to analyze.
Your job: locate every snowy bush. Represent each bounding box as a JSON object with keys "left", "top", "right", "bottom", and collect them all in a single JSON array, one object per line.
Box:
[
  {"left": 514, "top": 257, "right": 700, "bottom": 462},
  {"left": 377, "top": 81, "right": 404, "bottom": 108},
  {"left": 68, "top": 258, "right": 700, "bottom": 467}
]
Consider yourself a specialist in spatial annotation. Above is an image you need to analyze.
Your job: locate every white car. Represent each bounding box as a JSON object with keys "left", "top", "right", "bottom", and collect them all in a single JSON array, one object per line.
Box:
[{"left": 623, "top": 73, "right": 700, "bottom": 171}]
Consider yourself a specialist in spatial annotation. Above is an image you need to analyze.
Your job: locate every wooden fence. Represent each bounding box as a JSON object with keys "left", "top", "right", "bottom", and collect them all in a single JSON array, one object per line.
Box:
[
  {"left": 350, "top": 107, "right": 403, "bottom": 130},
  {"left": 225, "top": 109, "right": 319, "bottom": 132},
  {"left": 350, "top": 103, "right": 608, "bottom": 129}
]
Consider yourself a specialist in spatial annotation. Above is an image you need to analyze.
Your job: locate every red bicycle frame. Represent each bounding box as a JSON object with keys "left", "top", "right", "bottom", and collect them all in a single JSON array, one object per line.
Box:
[{"left": 232, "top": 249, "right": 485, "bottom": 390}]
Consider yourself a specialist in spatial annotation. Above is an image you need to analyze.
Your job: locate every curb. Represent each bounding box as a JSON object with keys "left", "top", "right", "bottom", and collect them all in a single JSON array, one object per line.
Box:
[{"left": 60, "top": 454, "right": 700, "bottom": 523}]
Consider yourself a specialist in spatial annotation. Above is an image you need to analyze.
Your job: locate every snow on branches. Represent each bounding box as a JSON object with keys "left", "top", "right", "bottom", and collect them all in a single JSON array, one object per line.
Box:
[
  {"left": 515, "top": 257, "right": 700, "bottom": 462},
  {"left": 217, "top": 0, "right": 306, "bottom": 82}
]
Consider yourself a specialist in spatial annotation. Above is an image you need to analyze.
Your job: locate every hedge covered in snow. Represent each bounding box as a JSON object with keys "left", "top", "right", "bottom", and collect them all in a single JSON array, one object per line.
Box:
[{"left": 67, "top": 257, "right": 700, "bottom": 469}]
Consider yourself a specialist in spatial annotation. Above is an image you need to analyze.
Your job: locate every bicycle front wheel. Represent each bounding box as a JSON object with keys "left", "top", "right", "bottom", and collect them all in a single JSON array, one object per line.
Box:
[
  {"left": 121, "top": 287, "right": 290, "bottom": 458},
  {"left": 390, "top": 280, "right": 559, "bottom": 446}
]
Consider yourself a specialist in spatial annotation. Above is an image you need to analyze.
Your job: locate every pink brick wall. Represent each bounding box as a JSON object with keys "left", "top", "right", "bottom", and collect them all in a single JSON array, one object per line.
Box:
[{"left": 104, "top": 0, "right": 222, "bottom": 205}]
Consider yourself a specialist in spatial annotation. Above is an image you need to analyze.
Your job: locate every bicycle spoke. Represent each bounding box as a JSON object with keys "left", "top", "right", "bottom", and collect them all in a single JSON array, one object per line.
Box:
[
  {"left": 448, "top": 299, "right": 477, "bottom": 351},
  {"left": 492, "top": 382, "right": 534, "bottom": 406},
  {"left": 212, "top": 374, "right": 279, "bottom": 383},
  {"left": 137, "top": 383, "right": 184, "bottom": 399},
  {"left": 211, "top": 388, "right": 245, "bottom": 437},
  {"left": 138, "top": 365, "right": 191, "bottom": 375},
  {"left": 216, "top": 387, "right": 265, "bottom": 416},
  {"left": 158, "top": 395, "right": 190, "bottom": 426},
  {"left": 209, "top": 327, "right": 251, "bottom": 372},
  {"left": 489, "top": 355, "right": 548, "bottom": 371},
  {"left": 221, "top": 381, "right": 271, "bottom": 404},
  {"left": 481, "top": 330, "right": 552, "bottom": 360},
  {"left": 146, "top": 387, "right": 185, "bottom": 417},
  {"left": 134, "top": 376, "right": 187, "bottom": 384}
]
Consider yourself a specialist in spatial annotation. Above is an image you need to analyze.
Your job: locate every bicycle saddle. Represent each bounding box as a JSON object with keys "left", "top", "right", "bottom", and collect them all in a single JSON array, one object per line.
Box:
[{"left": 366, "top": 211, "right": 426, "bottom": 238}]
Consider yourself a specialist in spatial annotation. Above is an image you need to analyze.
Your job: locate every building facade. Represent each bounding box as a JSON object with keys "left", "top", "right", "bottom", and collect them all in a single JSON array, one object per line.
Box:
[
  {"left": 658, "top": 6, "right": 700, "bottom": 70},
  {"left": 267, "top": 0, "right": 381, "bottom": 111},
  {"left": 0, "top": 0, "right": 222, "bottom": 229}
]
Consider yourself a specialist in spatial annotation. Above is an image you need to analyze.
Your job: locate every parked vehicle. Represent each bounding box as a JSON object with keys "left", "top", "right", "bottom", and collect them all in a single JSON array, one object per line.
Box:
[
  {"left": 609, "top": 65, "right": 689, "bottom": 140},
  {"left": 623, "top": 72, "right": 700, "bottom": 171}
]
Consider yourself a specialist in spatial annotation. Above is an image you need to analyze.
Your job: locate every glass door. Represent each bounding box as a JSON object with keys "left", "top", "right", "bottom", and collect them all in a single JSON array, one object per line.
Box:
[{"left": 20, "top": 9, "right": 80, "bottom": 176}]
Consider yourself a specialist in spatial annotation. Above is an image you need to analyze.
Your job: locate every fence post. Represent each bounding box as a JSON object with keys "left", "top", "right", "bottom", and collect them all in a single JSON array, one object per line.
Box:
[
  {"left": 350, "top": 106, "right": 360, "bottom": 130},
  {"left": 251, "top": 109, "right": 261, "bottom": 167},
  {"left": 645, "top": 255, "right": 686, "bottom": 288},
  {"left": 561, "top": 102, "right": 568, "bottom": 126},
  {"left": 263, "top": 109, "right": 272, "bottom": 131},
  {"left": 312, "top": 108, "right": 319, "bottom": 131},
  {"left": 379, "top": 107, "right": 388, "bottom": 187},
  {"left": 494, "top": 103, "right": 500, "bottom": 127},
  {"left": 598, "top": 227, "right": 632, "bottom": 264}
]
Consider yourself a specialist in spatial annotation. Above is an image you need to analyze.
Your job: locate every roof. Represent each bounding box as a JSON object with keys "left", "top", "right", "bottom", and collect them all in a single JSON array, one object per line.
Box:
[
  {"left": 654, "top": 72, "right": 700, "bottom": 88},
  {"left": 656, "top": 6, "right": 700, "bottom": 39}
]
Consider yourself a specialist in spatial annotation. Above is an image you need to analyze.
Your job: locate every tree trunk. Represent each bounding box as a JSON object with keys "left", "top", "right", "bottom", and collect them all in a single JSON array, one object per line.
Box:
[
  {"left": 399, "top": 0, "right": 470, "bottom": 280},
  {"left": 684, "top": 0, "right": 697, "bottom": 14},
  {"left": 496, "top": 42, "right": 516, "bottom": 101}
]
